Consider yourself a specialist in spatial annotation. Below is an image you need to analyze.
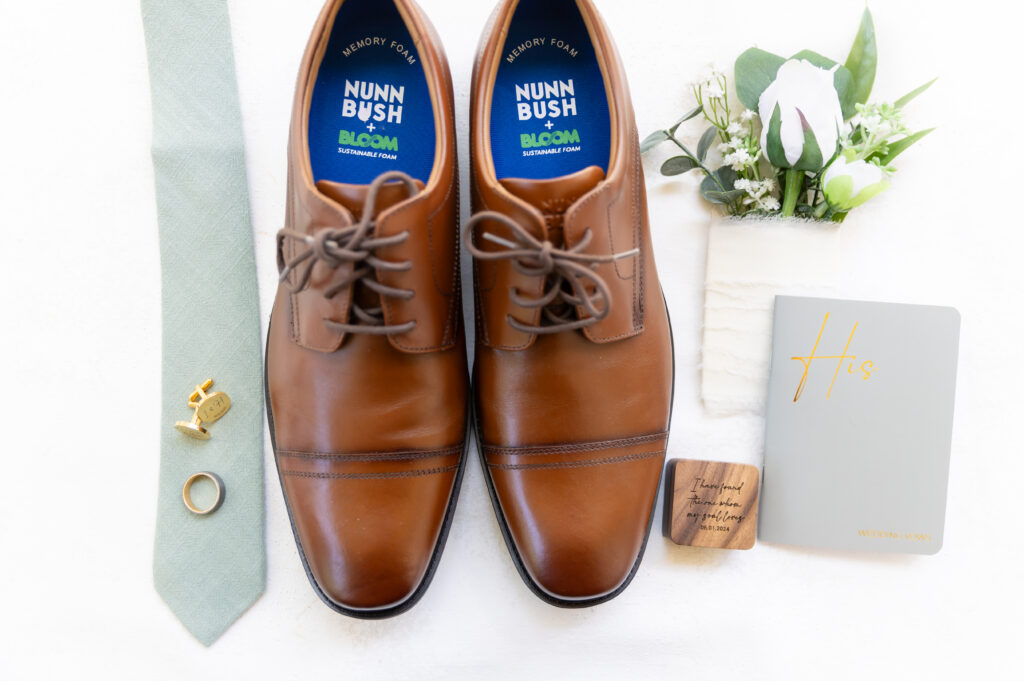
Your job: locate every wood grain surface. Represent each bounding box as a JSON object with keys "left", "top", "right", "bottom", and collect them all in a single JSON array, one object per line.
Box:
[{"left": 663, "top": 459, "right": 759, "bottom": 550}]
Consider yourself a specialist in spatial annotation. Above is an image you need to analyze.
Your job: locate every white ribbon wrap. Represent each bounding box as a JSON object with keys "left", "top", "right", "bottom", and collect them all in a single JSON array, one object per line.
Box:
[{"left": 701, "top": 215, "right": 841, "bottom": 415}]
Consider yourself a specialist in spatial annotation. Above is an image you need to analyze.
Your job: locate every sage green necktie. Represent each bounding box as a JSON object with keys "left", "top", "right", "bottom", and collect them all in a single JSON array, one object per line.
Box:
[{"left": 142, "top": 0, "right": 266, "bottom": 646}]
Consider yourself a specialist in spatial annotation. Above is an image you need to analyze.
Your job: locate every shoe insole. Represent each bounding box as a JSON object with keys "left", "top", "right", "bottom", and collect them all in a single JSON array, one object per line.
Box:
[
  {"left": 490, "top": 0, "right": 611, "bottom": 181},
  {"left": 307, "top": 0, "right": 436, "bottom": 185}
]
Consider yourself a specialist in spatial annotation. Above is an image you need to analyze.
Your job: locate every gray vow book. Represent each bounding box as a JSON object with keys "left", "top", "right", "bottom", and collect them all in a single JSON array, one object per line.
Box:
[{"left": 759, "top": 296, "right": 960, "bottom": 554}]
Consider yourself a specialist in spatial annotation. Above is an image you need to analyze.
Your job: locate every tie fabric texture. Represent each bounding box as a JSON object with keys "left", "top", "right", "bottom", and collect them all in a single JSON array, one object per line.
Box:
[{"left": 142, "top": 0, "right": 266, "bottom": 646}]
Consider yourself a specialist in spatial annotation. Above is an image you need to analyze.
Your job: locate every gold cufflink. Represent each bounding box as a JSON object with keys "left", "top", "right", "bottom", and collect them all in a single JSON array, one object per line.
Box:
[
  {"left": 188, "top": 379, "right": 231, "bottom": 424},
  {"left": 174, "top": 378, "right": 231, "bottom": 440},
  {"left": 174, "top": 412, "right": 210, "bottom": 440}
]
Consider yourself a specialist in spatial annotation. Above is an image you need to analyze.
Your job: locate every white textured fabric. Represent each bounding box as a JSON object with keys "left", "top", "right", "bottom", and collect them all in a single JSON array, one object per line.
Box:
[{"left": 701, "top": 216, "right": 840, "bottom": 415}]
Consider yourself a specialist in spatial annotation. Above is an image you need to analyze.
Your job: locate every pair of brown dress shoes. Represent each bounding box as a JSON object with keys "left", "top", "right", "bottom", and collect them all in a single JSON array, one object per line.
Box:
[{"left": 266, "top": 0, "right": 673, "bottom": 618}]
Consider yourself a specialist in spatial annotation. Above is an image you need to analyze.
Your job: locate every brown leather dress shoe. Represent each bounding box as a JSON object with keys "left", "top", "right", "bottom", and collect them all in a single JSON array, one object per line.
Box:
[
  {"left": 265, "top": 0, "right": 468, "bottom": 618},
  {"left": 466, "top": 0, "right": 674, "bottom": 606}
]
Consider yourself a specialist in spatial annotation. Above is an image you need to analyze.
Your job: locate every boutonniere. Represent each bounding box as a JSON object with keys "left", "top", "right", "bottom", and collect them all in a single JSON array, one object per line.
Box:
[{"left": 643, "top": 8, "right": 934, "bottom": 222}]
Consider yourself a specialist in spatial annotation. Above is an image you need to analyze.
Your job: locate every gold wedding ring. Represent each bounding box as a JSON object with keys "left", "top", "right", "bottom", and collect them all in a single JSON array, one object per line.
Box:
[{"left": 182, "top": 472, "right": 225, "bottom": 515}]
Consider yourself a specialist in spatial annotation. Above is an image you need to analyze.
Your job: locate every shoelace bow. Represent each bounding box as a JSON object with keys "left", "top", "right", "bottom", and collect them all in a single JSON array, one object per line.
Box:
[
  {"left": 277, "top": 171, "right": 419, "bottom": 335},
  {"left": 463, "top": 211, "right": 639, "bottom": 334}
]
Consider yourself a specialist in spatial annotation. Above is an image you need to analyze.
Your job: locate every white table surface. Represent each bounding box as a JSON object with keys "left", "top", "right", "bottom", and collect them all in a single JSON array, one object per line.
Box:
[{"left": 2, "top": 0, "right": 1021, "bottom": 678}]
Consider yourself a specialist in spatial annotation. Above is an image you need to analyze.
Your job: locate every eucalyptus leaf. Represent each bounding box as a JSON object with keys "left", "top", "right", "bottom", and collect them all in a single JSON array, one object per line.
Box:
[
  {"left": 844, "top": 8, "right": 877, "bottom": 106},
  {"left": 699, "top": 167, "right": 739, "bottom": 204},
  {"left": 660, "top": 155, "right": 699, "bottom": 176},
  {"left": 716, "top": 166, "right": 738, "bottom": 189},
  {"left": 735, "top": 47, "right": 785, "bottom": 110},
  {"left": 879, "top": 128, "right": 934, "bottom": 164},
  {"left": 640, "top": 130, "right": 670, "bottom": 153},
  {"left": 669, "top": 105, "right": 703, "bottom": 135},
  {"left": 705, "top": 188, "right": 746, "bottom": 203},
  {"left": 697, "top": 127, "right": 718, "bottom": 162},
  {"left": 894, "top": 78, "right": 938, "bottom": 109},
  {"left": 699, "top": 173, "right": 725, "bottom": 203},
  {"left": 791, "top": 49, "right": 856, "bottom": 119}
]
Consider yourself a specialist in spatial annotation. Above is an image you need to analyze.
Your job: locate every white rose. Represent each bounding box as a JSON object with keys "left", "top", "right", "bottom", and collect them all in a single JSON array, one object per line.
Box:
[
  {"left": 822, "top": 152, "right": 889, "bottom": 211},
  {"left": 758, "top": 59, "right": 845, "bottom": 171}
]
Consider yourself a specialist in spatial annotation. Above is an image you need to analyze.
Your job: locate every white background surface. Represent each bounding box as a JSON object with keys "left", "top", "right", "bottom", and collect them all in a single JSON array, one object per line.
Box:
[{"left": 1, "top": 0, "right": 1021, "bottom": 678}]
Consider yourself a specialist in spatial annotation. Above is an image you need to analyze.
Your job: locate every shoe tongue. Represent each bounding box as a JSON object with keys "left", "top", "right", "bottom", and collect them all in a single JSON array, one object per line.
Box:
[
  {"left": 316, "top": 177, "right": 426, "bottom": 220},
  {"left": 500, "top": 166, "right": 605, "bottom": 240}
]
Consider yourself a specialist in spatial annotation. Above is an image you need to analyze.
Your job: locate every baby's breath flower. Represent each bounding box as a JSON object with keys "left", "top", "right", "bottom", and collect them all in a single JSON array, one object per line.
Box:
[
  {"left": 737, "top": 178, "right": 778, "bottom": 212},
  {"left": 861, "top": 114, "right": 883, "bottom": 132},
  {"left": 727, "top": 121, "right": 744, "bottom": 136},
  {"left": 723, "top": 147, "right": 755, "bottom": 171},
  {"left": 705, "top": 80, "right": 725, "bottom": 98},
  {"left": 722, "top": 150, "right": 743, "bottom": 169},
  {"left": 740, "top": 109, "right": 757, "bottom": 122},
  {"left": 727, "top": 136, "right": 747, "bottom": 150}
]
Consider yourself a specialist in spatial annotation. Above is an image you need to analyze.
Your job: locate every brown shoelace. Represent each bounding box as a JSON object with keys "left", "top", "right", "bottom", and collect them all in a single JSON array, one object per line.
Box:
[
  {"left": 463, "top": 211, "right": 639, "bottom": 334},
  {"left": 277, "top": 171, "right": 419, "bottom": 335}
]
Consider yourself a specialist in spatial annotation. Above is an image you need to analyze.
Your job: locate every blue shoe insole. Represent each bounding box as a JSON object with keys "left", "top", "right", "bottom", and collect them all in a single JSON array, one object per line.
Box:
[
  {"left": 307, "top": 0, "right": 436, "bottom": 185},
  {"left": 490, "top": 0, "right": 611, "bottom": 181}
]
